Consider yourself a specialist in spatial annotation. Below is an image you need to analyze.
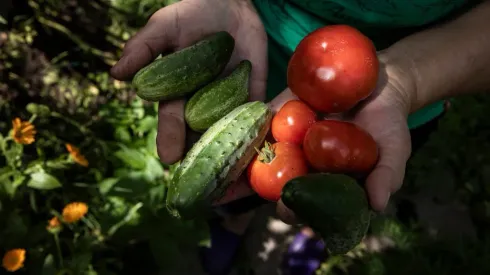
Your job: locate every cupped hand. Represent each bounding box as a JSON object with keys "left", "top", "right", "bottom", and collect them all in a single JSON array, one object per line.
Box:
[
  {"left": 110, "top": 0, "right": 268, "bottom": 164},
  {"left": 276, "top": 56, "right": 415, "bottom": 223},
  {"left": 212, "top": 54, "right": 415, "bottom": 220}
]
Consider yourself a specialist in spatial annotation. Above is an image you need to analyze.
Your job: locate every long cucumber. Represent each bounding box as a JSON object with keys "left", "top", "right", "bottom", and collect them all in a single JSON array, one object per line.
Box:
[{"left": 166, "top": 101, "right": 272, "bottom": 220}]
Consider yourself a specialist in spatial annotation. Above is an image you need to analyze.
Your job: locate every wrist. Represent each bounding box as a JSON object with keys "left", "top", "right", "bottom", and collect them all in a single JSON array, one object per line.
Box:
[{"left": 377, "top": 48, "right": 419, "bottom": 117}]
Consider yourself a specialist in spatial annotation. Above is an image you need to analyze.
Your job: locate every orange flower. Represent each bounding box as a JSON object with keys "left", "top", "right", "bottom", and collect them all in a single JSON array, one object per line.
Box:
[
  {"left": 11, "top": 118, "right": 36, "bottom": 145},
  {"left": 2, "top": 249, "right": 26, "bottom": 272},
  {"left": 62, "top": 202, "right": 88, "bottom": 223},
  {"left": 46, "top": 216, "right": 61, "bottom": 231},
  {"left": 65, "top": 143, "right": 88, "bottom": 167}
]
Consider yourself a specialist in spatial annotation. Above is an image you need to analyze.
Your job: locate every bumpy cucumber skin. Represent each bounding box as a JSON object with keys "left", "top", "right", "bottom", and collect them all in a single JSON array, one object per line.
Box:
[
  {"left": 185, "top": 60, "right": 252, "bottom": 132},
  {"left": 132, "top": 31, "right": 235, "bottom": 102},
  {"left": 166, "top": 101, "right": 272, "bottom": 220},
  {"left": 281, "top": 173, "right": 371, "bottom": 255}
]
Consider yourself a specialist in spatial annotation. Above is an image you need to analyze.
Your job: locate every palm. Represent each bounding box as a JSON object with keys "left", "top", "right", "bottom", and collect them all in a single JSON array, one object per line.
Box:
[{"left": 351, "top": 84, "right": 412, "bottom": 211}]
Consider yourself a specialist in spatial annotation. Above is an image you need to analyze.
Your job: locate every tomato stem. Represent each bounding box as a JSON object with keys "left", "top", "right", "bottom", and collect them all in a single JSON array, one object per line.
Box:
[{"left": 257, "top": 141, "right": 275, "bottom": 163}]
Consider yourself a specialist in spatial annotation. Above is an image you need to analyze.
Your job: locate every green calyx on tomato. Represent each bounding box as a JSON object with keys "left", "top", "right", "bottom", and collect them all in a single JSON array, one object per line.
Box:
[
  {"left": 247, "top": 141, "right": 309, "bottom": 202},
  {"left": 254, "top": 141, "right": 276, "bottom": 163}
]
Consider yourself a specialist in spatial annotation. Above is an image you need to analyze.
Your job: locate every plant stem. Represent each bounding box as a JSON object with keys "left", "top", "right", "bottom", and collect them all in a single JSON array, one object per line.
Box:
[
  {"left": 53, "top": 233, "right": 64, "bottom": 268},
  {"left": 81, "top": 216, "right": 96, "bottom": 231},
  {"left": 28, "top": 114, "right": 37, "bottom": 123},
  {"left": 50, "top": 112, "right": 91, "bottom": 135},
  {"left": 107, "top": 202, "right": 143, "bottom": 237}
]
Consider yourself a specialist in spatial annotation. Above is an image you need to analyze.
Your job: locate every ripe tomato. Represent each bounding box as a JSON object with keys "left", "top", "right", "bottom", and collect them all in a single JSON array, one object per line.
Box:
[
  {"left": 271, "top": 100, "right": 317, "bottom": 145},
  {"left": 247, "top": 142, "right": 308, "bottom": 201},
  {"left": 287, "top": 25, "right": 379, "bottom": 114},
  {"left": 303, "top": 120, "right": 378, "bottom": 174}
]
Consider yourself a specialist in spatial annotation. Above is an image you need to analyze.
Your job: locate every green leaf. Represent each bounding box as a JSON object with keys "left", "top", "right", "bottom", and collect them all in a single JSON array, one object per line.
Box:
[
  {"left": 114, "top": 126, "right": 132, "bottom": 143},
  {"left": 3, "top": 173, "right": 26, "bottom": 197},
  {"left": 146, "top": 129, "right": 158, "bottom": 157},
  {"left": 103, "top": 171, "right": 152, "bottom": 199},
  {"left": 27, "top": 171, "right": 62, "bottom": 190},
  {"left": 98, "top": 177, "right": 119, "bottom": 195},
  {"left": 136, "top": 116, "right": 157, "bottom": 135},
  {"left": 4, "top": 142, "right": 24, "bottom": 167},
  {"left": 0, "top": 166, "right": 15, "bottom": 180},
  {"left": 145, "top": 184, "right": 166, "bottom": 210},
  {"left": 26, "top": 103, "right": 51, "bottom": 117},
  {"left": 46, "top": 159, "right": 69, "bottom": 170},
  {"left": 107, "top": 202, "right": 143, "bottom": 236},
  {"left": 142, "top": 156, "right": 164, "bottom": 182},
  {"left": 113, "top": 146, "right": 147, "bottom": 170}
]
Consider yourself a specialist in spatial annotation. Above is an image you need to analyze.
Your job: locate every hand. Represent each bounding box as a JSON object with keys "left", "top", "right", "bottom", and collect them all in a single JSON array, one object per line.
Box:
[
  {"left": 110, "top": 0, "right": 268, "bottom": 164},
  {"left": 276, "top": 54, "right": 415, "bottom": 223}
]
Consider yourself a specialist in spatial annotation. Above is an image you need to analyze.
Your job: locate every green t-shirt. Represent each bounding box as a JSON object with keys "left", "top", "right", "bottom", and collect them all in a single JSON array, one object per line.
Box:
[{"left": 253, "top": 0, "right": 475, "bottom": 129}]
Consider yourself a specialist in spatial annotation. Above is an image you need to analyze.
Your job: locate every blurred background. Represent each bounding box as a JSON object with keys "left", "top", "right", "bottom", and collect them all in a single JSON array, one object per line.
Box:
[{"left": 2, "top": 0, "right": 490, "bottom": 274}]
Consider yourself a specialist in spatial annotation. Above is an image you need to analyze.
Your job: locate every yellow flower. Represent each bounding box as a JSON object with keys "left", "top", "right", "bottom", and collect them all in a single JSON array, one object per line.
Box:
[
  {"left": 2, "top": 249, "right": 26, "bottom": 272},
  {"left": 11, "top": 118, "right": 36, "bottom": 145},
  {"left": 65, "top": 143, "right": 89, "bottom": 167},
  {"left": 62, "top": 202, "right": 88, "bottom": 223},
  {"left": 46, "top": 216, "right": 61, "bottom": 232}
]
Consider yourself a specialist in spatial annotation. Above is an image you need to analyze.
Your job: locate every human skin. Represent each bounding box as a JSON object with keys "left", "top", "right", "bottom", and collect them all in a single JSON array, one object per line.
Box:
[
  {"left": 110, "top": 0, "right": 268, "bottom": 164},
  {"left": 110, "top": 0, "right": 490, "bottom": 223}
]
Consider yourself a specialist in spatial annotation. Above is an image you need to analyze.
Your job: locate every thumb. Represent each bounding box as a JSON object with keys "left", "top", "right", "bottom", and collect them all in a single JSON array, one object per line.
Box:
[
  {"left": 110, "top": 1, "right": 198, "bottom": 80},
  {"left": 365, "top": 128, "right": 411, "bottom": 212},
  {"left": 157, "top": 99, "right": 186, "bottom": 164},
  {"left": 267, "top": 88, "right": 298, "bottom": 113}
]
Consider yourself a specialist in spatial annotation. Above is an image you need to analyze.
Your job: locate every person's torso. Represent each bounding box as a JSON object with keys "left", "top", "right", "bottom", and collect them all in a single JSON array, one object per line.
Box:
[
  {"left": 288, "top": 0, "right": 468, "bottom": 29},
  {"left": 253, "top": 0, "right": 478, "bottom": 129},
  {"left": 255, "top": 0, "right": 475, "bottom": 53}
]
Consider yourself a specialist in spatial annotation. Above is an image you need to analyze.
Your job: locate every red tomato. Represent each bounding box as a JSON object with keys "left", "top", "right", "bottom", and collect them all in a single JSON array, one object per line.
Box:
[
  {"left": 247, "top": 142, "right": 308, "bottom": 201},
  {"left": 271, "top": 100, "right": 317, "bottom": 145},
  {"left": 287, "top": 25, "right": 379, "bottom": 114},
  {"left": 303, "top": 120, "right": 378, "bottom": 174}
]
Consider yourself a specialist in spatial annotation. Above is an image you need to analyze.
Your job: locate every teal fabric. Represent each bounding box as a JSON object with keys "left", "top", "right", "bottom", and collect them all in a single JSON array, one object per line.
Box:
[{"left": 253, "top": 0, "right": 472, "bottom": 129}]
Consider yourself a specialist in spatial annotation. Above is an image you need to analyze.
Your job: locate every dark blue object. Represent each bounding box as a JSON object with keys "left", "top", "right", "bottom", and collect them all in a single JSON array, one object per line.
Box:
[
  {"left": 281, "top": 232, "right": 327, "bottom": 275},
  {"left": 199, "top": 219, "right": 242, "bottom": 275}
]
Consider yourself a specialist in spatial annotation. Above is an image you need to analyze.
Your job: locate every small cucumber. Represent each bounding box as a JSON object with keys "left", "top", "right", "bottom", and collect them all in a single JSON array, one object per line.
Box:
[
  {"left": 185, "top": 60, "right": 252, "bottom": 132},
  {"left": 166, "top": 101, "right": 272, "bottom": 220},
  {"left": 132, "top": 31, "right": 235, "bottom": 102},
  {"left": 281, "top": 173, "right": 372, "bottom": 255}
]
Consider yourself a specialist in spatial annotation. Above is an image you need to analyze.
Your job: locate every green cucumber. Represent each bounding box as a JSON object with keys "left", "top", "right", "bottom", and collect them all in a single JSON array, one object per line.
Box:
[
  {"left": 132, "top": 31, "right": 235, "bottom": 102},
  {"left": 166, "top": 101, "right": 272, "bottom": 220},
  {"left": 281, "top": 173, "right": 372, "bottom": 255},
  {"left": 185, "top": 60, "right": 252, "bottom": 132}
]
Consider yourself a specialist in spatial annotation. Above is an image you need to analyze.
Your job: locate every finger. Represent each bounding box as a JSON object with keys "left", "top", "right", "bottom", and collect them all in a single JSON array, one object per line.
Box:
[
  {"left": 110, "top": 2, "right": 186, "bottom": 80},
  {"left": 211, "top": 174, "right": 256, "bottom": 206},
  {"left": 267, "top": 88, "right": 298, "bottom": 113},
  {"left": 157, "top": 99, "right": 186, "bottom": 164},
  {"left": 248, "top": 62, "right": 268, "bottom": 102},
  {"left": 365, "top": 130, "right": 411, "bottom": 212},
  {"left": 276, "top": 199, "right": 300, "bottom": 225},
  {"left": 236, "top": 35, "right": 268, "bottom": 102}
]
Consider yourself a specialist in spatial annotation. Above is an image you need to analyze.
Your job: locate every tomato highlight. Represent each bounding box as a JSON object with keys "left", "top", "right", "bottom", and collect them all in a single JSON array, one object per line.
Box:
[
  {"left": 271, "top": 100, "right": 317, "bottom": 145},
  {"left": 303, "top": 120, "right": 378, "bottom": 174},
  {"left": 287, "top": 25, "right": 379, "bottom": 114}
]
